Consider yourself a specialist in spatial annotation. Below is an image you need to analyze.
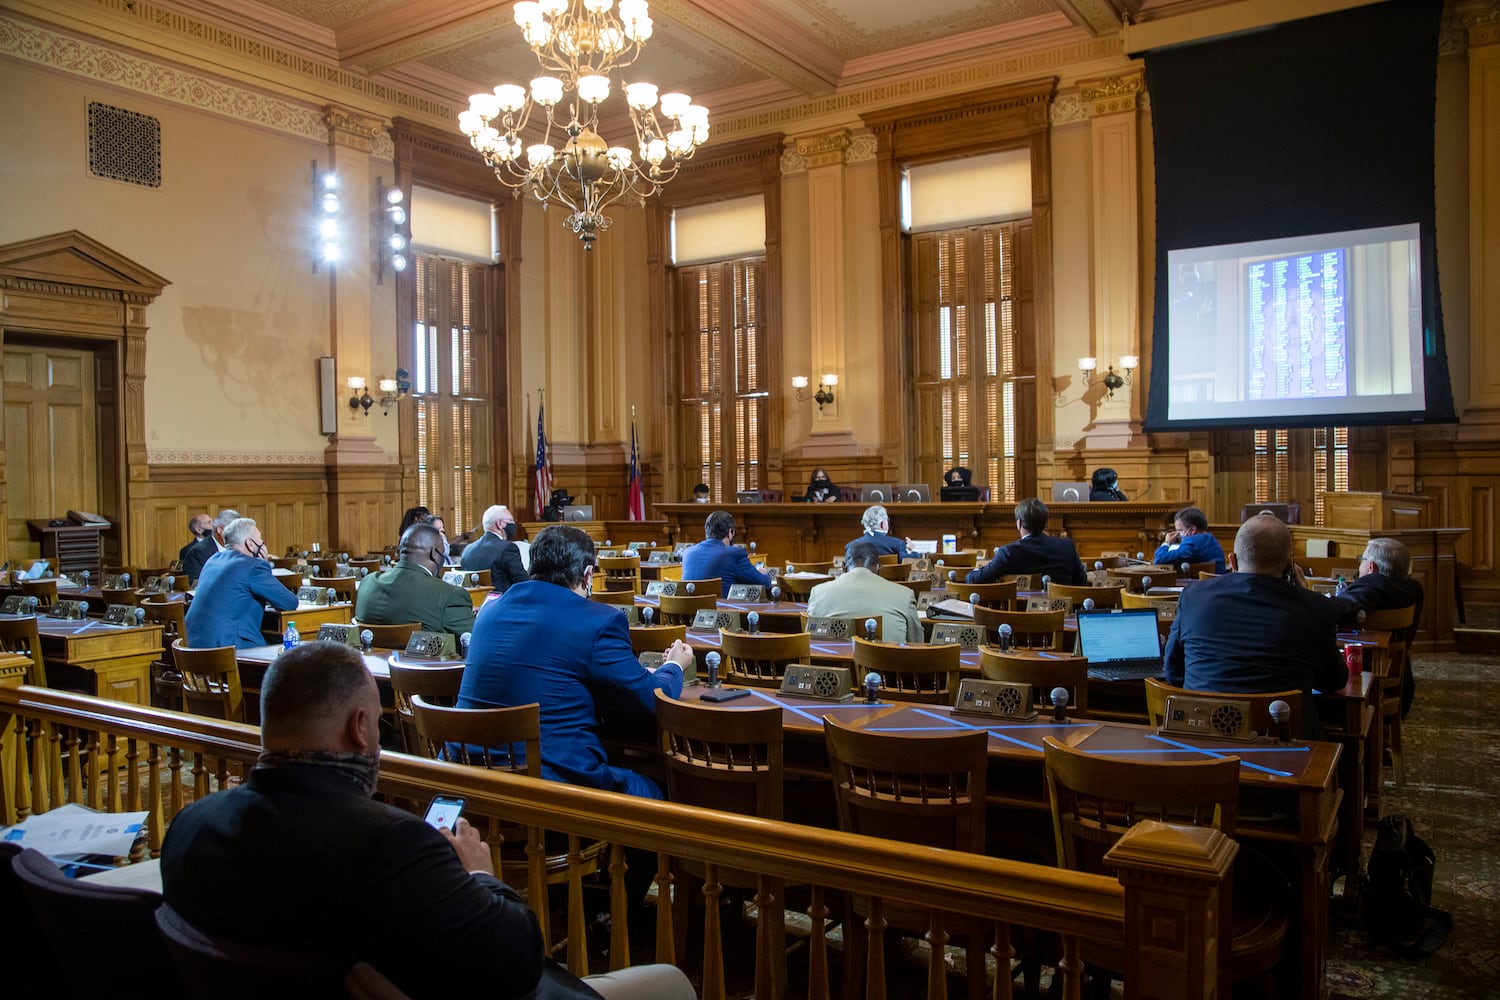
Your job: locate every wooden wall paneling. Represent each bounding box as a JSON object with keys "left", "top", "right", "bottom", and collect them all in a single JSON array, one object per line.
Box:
[{"left": 130, "top": 464, "right": 332, "bottom": 566}]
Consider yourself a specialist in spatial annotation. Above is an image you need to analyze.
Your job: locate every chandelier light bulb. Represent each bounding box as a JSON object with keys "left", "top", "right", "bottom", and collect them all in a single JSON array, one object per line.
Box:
[
  {"left": 791, "top": 375, "right": 810, "bottom": 389},
  {"left": 321, "top": 172, "right": 339, "bottom": 191},
  {"left": 625, "top": 82, "right": 657, "bottom": 110},
  {"left": 643, "top": 138, "right": 667, "bottom": 164},
  {"left": 389, "top": 206, "right": 406, "bottom": 225},
  {"left": 319, "top": 218, "right": 337, "bottom": 239},
  {"left": 531, "top": 76, "right": 564, "bottom": 106},
  {"left": 577, "top": 74, "right": 611, "bottom": 104},
  {"left": 388, "top": 233, "right": 406, "bottom": 251},
  {"left": 494, "top": 84, "right": 527, "bottom": 112},
  {"left": 666, "top": 129, "right": 692, "bottom": 155},
  {"left": 347, "top": 376, "right": 366, "bottom": 391},
  {"left": 379, "top": 378, "right": 399, "bottom": 393},
  {"left": 539, "top": 0, "right": 568, "bottom": 15},
  {"left": 513, "top": 1, "right": 541, "bottom": 26},
  {"left": 527, "top": 143, "right": 556, "bottom": 169},
  {"left": 385, "top": 187, "right": 404, "bottom": 205},
  {"left": 583, "top": 0, "right": 612, "bottom": 13},
  {"left": 658, "top": 92, "right": 690, "bottom": 119},
  {"left": 468, "top": 92, "right": 501, "bottom": 120},
  {"left": 618, "top": 0, "right": 648, "bottom": 21},
  {"left": 320, "top": 241, "right": 341, "bottom": 263},
  {"left": 606, "top": 146, "right": 633, "bottom": 168}
]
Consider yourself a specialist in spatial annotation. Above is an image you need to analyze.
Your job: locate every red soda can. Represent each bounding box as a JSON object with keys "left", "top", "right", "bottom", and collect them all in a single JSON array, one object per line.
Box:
[{"left": 1344, "top": 644, "right": 1363, "bottom": 677}]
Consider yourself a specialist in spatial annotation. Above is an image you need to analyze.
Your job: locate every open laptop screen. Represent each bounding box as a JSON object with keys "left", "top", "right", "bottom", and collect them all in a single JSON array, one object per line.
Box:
[{"left": 1075, "top": 608, "right": 1162, "bottom": 664}]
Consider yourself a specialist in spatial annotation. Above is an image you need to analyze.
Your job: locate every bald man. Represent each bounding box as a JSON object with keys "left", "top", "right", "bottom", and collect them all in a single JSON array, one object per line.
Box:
[
  {"left": 460, "top": 504, "right": 527, "bottom": 593},
  {"left": 1164, "top": 513, "right": 1346, "bottom": 738}
]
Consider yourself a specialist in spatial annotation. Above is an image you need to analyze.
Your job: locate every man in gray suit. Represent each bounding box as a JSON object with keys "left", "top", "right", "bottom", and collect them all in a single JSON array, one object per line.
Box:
[{"left": 806, "top": 541, "right": 925, "bottom": 643}]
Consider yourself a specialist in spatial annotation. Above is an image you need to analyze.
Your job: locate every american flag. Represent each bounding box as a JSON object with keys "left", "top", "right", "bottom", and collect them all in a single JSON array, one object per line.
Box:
[
  {"left": 534, "top": 402, "right": 552, "bottom": 520},
  {"left": 627, "top": 419, "right": 645, "bottom": 521}
]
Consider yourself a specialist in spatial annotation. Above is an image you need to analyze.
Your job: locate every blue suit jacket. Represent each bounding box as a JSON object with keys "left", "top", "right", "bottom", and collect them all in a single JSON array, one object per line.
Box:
[
  {"left": 1153, "top": 531, "right": 1227, "bottom": 573},
  {"left": 967, "top": 533, "right": 1087, "bottom": 586},
  {"left": 680, "top": 539, "right": 771, "bottom": 597},
  {"left": 185, "top": 550, "right": 298, "bottom": 648},
  {"left": 843, "top": 532, "right": 914, "bottom": 564},
  {"left": 457, "top": 581, "right": 684, "bottom": 796}
]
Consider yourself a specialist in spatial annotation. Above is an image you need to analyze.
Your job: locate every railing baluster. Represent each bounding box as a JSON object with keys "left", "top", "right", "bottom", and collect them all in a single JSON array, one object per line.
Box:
[
  {"left": 82, "top": 728, "right": 99, "bottom": 808},
  {"left": 1057, "top": 933, "right": 1082, "bottom": 1000},
  {"left": 192, "top": 746, "right": 207, "bottom": 799},
  {"left": 753, "top": 874, "right": 782, "bottom": 1000},
  {"left": 654, "top": 852, "right": 675, "bottom": 966},
  {"left": 866, "top": 896, "right": 888, "bottom": 1000},
  {"left": 608, "top": 843, "right": 629, "bottom": 971},
  {"left": 46, "top": 721, "right": 63, "bottom": 808},
  {"left": 806, "top": 885, "right": 830, "bottom": 1000},
  {"left": 925, "top": 911, "right": 949, "bottom": 1000},
  {"left": 565, "top": 835, "right": 589, "bottom": 979},
  {"left": 166, "top": 744, "right": 182, "bottom": 822},
  {"left": 991, "top": 923, "right": 1014, "bottom": 1000},
  {"left": 701, "top": 863, "right": 725, "bottom": 1000},
  {"left": 126, "top": 737, "right": 142, "bottom": 812},
  {"left": 526, "top": 824, "right": 550, "bottom": 952},
  {"left": 32, "top": 719, "right": 52, "bottom": 813},
  {"left": 105, "top": 732, "right": 122, "bottom": 813},
  {"left": 146, "top": 741, "right": 164, "bottom": 856}
]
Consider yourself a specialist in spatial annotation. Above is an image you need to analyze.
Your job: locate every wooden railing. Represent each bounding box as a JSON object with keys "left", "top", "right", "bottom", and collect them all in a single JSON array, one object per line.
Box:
[{"left": 0, "top": 686, "right": 1234, "bottom": 1000}]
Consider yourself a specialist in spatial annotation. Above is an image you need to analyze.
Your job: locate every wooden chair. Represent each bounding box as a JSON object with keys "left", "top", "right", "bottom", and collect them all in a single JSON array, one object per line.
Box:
[
  {"left": 1182, "top": 560, "right": 1219, "bottom": 579},
  {"left": 11, "top": 847, "right": 182, "bottom": 999},
  {"left": 891, "top": 577, "right": 935, "bottom": 600},
  {"left": 875, "top": 562, "right": 912, "bottom": 581},
  {"left": 352, "top": 621, "right": 421, "bottom": 649},
  {"left": 675, "top": 577, "right": 722, "bottom": 597},
  {"left": 347, "top": 557, "right": 382, "bottom": 576},
  {"left": 101, "top": 586, "right": 142, "bottom": 607},
  {"left": 852, "top": 636, "right": 961, "bottom": 705},
  {"left": 269, "top": 556, "right": 300, "bottom": 571},
  {"left": 876, "top": 554, "right": 900, "bottom": 566},
  {"left": 657, "top": 592, "right": 718, "bottom": 625},
  {"left": 103, "top": 565, "right": 139, "bottom": 586},
  {"left": 142, "top": 600, "right": 188, "bottom": 711},
  {"left": 1143, "top": 678, "right": 1302, "bottom": 737},
  {"left": 630, "top": 624, "right": 687, "bottom": 654},
  {"left": 1361, "top": 604, "right": 1418, "bottom": 785},
  {"left": 971, "top": 606, "right": 1068, "bottom": 650},
  {"left": 933, "top": 550, "right": 979, "bottom": 570},
  {"left": 719, "top": 630, "right": 811, "bottom": 687},
  {"left": 308, "top": 557, "right": 339, "bottom": 577},
  {"left": 310, "top": 576, "right": 357, "bottom": 603},
  {"left": 0, "top": 615, "right": 47, "bottom": 686},
  {"left": 999, "top": 573, "right": 1036, "bottom": 591},
  {"left": 824, "top": 715, "right": 990, "bottom": 1000},
  {"left": 590, "top": 588, "right": 636, "bottom": 607},
  {"left": 386, "top": 661, "right": 466, "bottom": 754},
  {"left": 778, "top": 573, "right": 832, "bottom": 602},
  {"left": 655, "top": 691, "right": 788, "bottom": 1000},
  {"left": 1049, "top": 581, "right": 1123, "bottom": 610},
  {"left": 1043, "top": 736, "right": 1289, "bottom": 996},
  {"left": 978, "top": 648, "right": 1090, "bottom": 717},
  {"left": 173, "top": 641, "right": 246, "bottom": 722},
  {"left": 20, "top": 579, "right": 57, "bottom": 609},
  {"left": 598, "top": 554, "right": 643, "bottom": 594},
  {"left": 275, "top": 571, "right": 303, "bottom": 594},
  {"left": 944, "top": 579, "right": 1017, "bottom": 609},
  {"left": 408, "top": 697, "right": 607, "bottom": 961},
  {"left": 787, "top": 560, "right": 835, "bottom": 574},
  {"left": 1118, "top": 591, "right": 1179, "bottom": 636}
]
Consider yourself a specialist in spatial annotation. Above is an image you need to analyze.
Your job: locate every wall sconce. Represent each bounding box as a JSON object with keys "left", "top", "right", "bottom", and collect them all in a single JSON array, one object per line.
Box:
[
  {"left": 792, "top": 374, "right": 838, "bottom": 411},
  {"left": 349, "top": 370, "right": 411, "bottom": 416},
  {"left": 1078, "top": 355, "right": 1137, "bottom": 398},
  {"left": 348, "top": 376, "right": 374, "bottom": 415},
  {"left": 312, "top": 160, "right": 340, "bottom": 273},
  {"left": 376, "top": 178, "right": 409, "bottom": 285}
]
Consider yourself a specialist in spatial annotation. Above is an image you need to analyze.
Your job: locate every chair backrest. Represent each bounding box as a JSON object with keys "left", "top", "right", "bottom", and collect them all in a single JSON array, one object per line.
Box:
[
  {"left": 876, "top": 554, "right": 900, "bottom": 566},
  {"left": 970, "top": 606, "right": 1068, "bottom": 649},
  {"left": 876, "top": 562, "right": 912, "bottom": 581},
  {"left": 10, "top": 848, "right": 181, "bottom": 997},
  {"left": 387, "top": 662, "right": 467, "bottom": 754},
  {"left": 269, "top": 557, "right": 300, "bottom": 571},
  {"left": 719, "top": 630, "right": 811, "bottom": 686},
  {"left": 590, "top": 588, "right": 636, "bottom": 607},
  {"left": 1118, "top": 591, "right": 1178, "bottom": 635},
  {"left": 0, "top": 842, "right": 49, "bottom": 991},
  {"left": 999, "top": 573, "right": 1035, "bottom": 591},
  {"left": 172, "top": 640, "right": 245, "bottom": 722},
  {"left": 155, "top": 901, "right": 348, "bottom": 994},
  {"left": 101, "top": 585, "right": 142, "bottom": 607},
  {"left": 676, "top": 578, "right": 723, "bottom": 597},
  {"left": 20, "top": 579, "right": 57, "bottom": 607},
  {"left": 1043, "top": 736, "right": 1239, "bottom": 876},
  {"left": 142, "top": 600, "right": 189, "bottom": 654},
  {"left": 1360, "top": 604, "right": 1418, "bottom": 702},
  {"left": 1142, "top": 677, "right": 1301, "bottom": 735},
  {"left": 977, "top": 648, "right": 1090, "bottom": 717},
  {"left": 353, "top": 621, "right": 422, "bottom": 649},
  {"left": 934, "top": 550, "right": 979, "bottom": 569},
  {"left": 310, "top": 576, "right": 357, "bottom": 602},
  {"left": 657, "top": 592, "right": 718, "bottom": 624},
  {"left": 851, "top": 636, "right": 961, "bottom": 705},
  {"left": 788, "top": 560, "right": 835, "bottom": 574},
  {"left": 0, "top": 615, "right": 47, "bottom": 686},
  {"left": 655, "top": 690, "right": 783, "bottom": 821},
  {"left": 823, "top": 716, "right": 987, "bottom": 850},
  {"left": 409, "top": 696, "right": 539, "bottom": 773},
  {"left": 1048, "top": 581, "right": 1123, "bottom": 610},
  {"left": 308, "top": 557, "right": 339, "bottom": 577},
  {"left": 778, "top": 573, "right": 832, "bottom": 600},
  {"left": 944, "top": 579, "right": 1017, "bottom": 609},
  {"left": 598, "top": 555, "right": 642, "bottom": 594},
  {"left": 630, "top": 623, "right": 687, "bottom": 654}
]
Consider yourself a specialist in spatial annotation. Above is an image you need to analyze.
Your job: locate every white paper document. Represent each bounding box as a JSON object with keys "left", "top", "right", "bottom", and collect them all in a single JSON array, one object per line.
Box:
[{"left": 1, "top": 802, "right": 149, "bottom": 858}]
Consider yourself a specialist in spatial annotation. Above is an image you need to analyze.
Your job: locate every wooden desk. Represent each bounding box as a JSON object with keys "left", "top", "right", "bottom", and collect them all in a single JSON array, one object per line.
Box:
[
  {"left": 260, "top": 602, "right": 353, "bottom": 643},
  {"left": 0, "top": 614, "right": 163, "bottom": 705}
]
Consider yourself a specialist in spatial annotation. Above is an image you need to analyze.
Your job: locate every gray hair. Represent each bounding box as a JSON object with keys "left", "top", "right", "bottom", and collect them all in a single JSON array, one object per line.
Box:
[
  {"left": 213, "top": 508, "right": 242, "bottom": 531},
  {"left": 860, "top": 505, "right": 888, "bottom": 534},
  {"left": 481, "top": 504, "right": 510, "bottom": 532},
  {"left": 1361, "top": 537, "right": 1411, "bottom": 580},
  {"left": 222, "top": 517, "right": 259, "bottom": 548}
]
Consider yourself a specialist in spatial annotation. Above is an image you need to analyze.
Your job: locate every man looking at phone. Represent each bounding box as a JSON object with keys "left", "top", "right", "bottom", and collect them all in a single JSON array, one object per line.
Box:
[
  {"left": 1164, "top": 513, "right": 1345, "bottom": 738},
  {"left": 161, "top": 642, "right": 694, "bottom": 1000},
  {"left": 184, "top": 516, "right": 297, "bottom": 648}
]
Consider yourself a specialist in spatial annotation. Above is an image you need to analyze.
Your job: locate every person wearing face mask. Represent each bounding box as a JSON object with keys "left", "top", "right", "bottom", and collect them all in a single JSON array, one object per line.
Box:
[
  {"left": 804, "top": 467, "right": 841, "bottom": 503},
  {"left": 691, "top": 482, "right": 711, "bottom": 504},
  {"left": 355, "top": 522, "right": 476, "bottom": 639},
  {"left": 180, "top": 508, "right": 241, "bottom": 584},
  {"left": 460, "top": 504, "right": 527, "bottom": 593},
  {"left": 184, "top": 517, "right": 298, "bottom": 648}
]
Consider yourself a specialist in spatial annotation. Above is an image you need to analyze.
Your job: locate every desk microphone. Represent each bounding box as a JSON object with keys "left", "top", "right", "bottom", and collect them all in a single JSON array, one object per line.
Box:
[
  {"left": 459, "top": 632, "right": 471, "bottom": 656},
  {"left": 1136, "top": 551, "right": 1145, "bottom": 561},
  {"left": 470, "top": 572, "right": 480, "bottom": 586},
  {"left": 864, "top": 618, "right": 878, "bottom": 641},
  {"left": 120, "top": 573, "right": 130, "bottom": 586},
  {"left": 1041, "top": 575, "right": 1051, "bottom": 590},
  {"left": 642, "top": 606, "right": 654, "bottom": 626},
  {"left": 360, "top": 629, "right": 374, "bottom": 652},
  {"left": 604, "top": 539, "right": 612, "bottom": 548},
  {"left": 685, "top": 582, "right": 696, "bottom": 595},
  {"left": 82, "top": 571, "right": 90, "bottom": 584},
  {"left": 749, "top": 541, "right": 756, "bottom": 554},
  {"left": 1355, "top": 609, "right": 1367, "bottom": 627},
  {"left": 948, "top": 570, "right": 957, "bottom": 582},
  {"left": 1094, "top": 561, "right": 1103, "bottom": 571},
  {"left": 747, "top": 611, "right": 760, "bottom": 635},
  {"left": 164, "top": 575, "right": 175, "bottom": 591},
  {"left": 864, "top": 671, "right": 881, "bottom": 704},
  {"left": 326, "top": 588, "right": 338, "bottom": 604},
  {"left": 650, "top": 541, "right": 657, "bottom": 549},
  {"left": 1082, "top": 598, "right": 1095, "bottom": 612},
  {"left": 1269, "top": 699, "right": 1292, "bottom": 743},
  {"left": 770, "top": 585, "right": 781, "bottom": 603},
  {"left": 705, "top": 651, "right": 721, "bottom": 688},
  {"left": 998, "top": 623, "right": 1013, "bottom": 652},
  {"left": 968, "top": 593, "right": 980, "bottom": 606},
  {"left": 1050, "top": 686, "right": 1069, "bottom": 722},
  {"left": 1180, "top": 562, "right": 1190, "bottom": 577},
  {"left": 1141, "top": 576, "right": 1153, "bottom": 592},
  {"left": 133, "top": 607, "right": 146, "bottom": 625}
]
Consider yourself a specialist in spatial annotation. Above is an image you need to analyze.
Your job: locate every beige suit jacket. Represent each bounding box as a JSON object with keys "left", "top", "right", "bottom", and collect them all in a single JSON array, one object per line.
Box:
[{"left": 804, "top": 567, "right": 924, "bottom": 643}]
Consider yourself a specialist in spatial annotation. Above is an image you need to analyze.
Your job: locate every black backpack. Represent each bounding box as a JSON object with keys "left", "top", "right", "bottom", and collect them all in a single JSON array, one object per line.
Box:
[{"left": 1361, "top": 814, "right": 1451, "bottom": 955}]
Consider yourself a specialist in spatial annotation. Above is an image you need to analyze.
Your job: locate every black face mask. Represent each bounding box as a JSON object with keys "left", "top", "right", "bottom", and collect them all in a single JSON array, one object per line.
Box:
[{"left": 503, "top": 521, "right": 519, "bottom": 540}]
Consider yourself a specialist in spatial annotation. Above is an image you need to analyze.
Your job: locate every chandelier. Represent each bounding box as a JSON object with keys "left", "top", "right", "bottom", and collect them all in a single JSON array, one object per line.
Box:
[{"left": 457, "top": 0, "right": 710, "bottom": 249}]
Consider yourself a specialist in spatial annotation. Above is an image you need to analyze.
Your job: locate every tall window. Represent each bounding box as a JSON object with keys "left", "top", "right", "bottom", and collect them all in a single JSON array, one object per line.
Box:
[
  {"left": 674, "top": 258, "right": 767, "bottom": 499},
  {"left": 413, "top": 253, "right": 493, "bottom": 533},
  {"left": 1254, "top": 425, "right": 1348, "bottom": 524},
  {"left": 911, "top": 223, "right": 1026, "bottom": 500}
]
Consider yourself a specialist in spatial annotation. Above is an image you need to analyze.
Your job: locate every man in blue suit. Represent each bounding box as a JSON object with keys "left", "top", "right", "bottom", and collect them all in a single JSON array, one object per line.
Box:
[
  {"left": 843, "top": 505, "right": 916, "bottom": 564},
  {"left": 459, "top": 504, "right": 527, "bottom": 593},
  {"left": 185, "top": 517, "right": 298, "bottom": 648},
  {"left": 1152, "top": 506, "right": 1226, "bottom": 573},
  {"left": 681, "top": 510, "right": 771, "bottom": 597},
  {"left": 967, "top": 497, "right": 1087, "bottom": 585},
  {"left": 459, "top": 525, "right": 693, "bottom": 799}
]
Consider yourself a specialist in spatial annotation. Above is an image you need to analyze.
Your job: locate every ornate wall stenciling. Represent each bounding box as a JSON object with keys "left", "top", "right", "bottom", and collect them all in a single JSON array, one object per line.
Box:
[
  {"left": 1078, "top": 74, "right": 1143, "bottom": 117},
  {"left": 797, "top": 129, "right": 852, "bottom": 169},
  {"left": 780, "top": 130, "right": 878, "bottom": 175},
  {"left": 781, "top": 146, "right": 809, "bottom": 175},
  {"left": 324, "top": 105, "right": 385, "bottom": 152},
  {"left": 147, "top": 449, "right": 328, "bottom": 465},
  {"left": 846, "top": 133, "right": 878, "bottom": 163},
  {"left": 1050, "top": 92, "right": 1086, "bottom": 126}
]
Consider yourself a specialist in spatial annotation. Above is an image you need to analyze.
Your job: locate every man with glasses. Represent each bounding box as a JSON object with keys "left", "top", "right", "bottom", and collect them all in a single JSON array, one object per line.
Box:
[
  {"left": 460, "top": 504, "right": 527, "bottom": 593},
  {"left": 1334, "top": 536, "right": 1425, "bottom": 714},
  {"left": 185, "top": 516, "right": 298, "bottom": 648},
  {"left": 355, "top": 522, "right": 476, "bottom": 639}
]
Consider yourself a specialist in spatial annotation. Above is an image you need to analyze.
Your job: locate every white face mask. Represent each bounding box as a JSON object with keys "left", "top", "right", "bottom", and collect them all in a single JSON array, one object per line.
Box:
[{"left": 694, "top": 496, "right": 708, "bottom": 503}]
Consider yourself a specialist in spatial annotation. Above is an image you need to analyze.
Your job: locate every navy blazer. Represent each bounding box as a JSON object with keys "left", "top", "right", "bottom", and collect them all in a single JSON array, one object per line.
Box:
[
  {"left": 967, "top": 533, "right": 1087, "bottom": 586},
  {"left": 179, "top": 534, "right": 217, "bottom": 583},
  {"left": 1332, "top": 572, "right": 1424, "bottom": 630},
  {"left": 184, "top": 549, "right": 298, "bottom": 648},
  {"left": 843, "top": 532, "right": 914, "bottom": 564},
  {"left": 458, "top": 580, "right": 683, "bottom": 796},
  {"left": 680, "top": 539, "right": 771, "bottom": 597},
  {"left": 460, "top": 531, "right": 527, "bottom": 593}
]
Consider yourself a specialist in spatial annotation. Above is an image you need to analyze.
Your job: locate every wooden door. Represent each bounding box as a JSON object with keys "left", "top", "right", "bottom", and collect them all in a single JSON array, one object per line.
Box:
[{"left": 3, "top": 343, "right": 99, "bottom": 563}]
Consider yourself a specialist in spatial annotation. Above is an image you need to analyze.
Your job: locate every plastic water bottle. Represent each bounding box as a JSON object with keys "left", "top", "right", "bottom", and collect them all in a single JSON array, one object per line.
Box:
[
  {"left": 1335, "top": 575, "right": 1347, "bottom": 595},
  {"left": 283, "top": 621, "right": 300, "bottom": 649}
]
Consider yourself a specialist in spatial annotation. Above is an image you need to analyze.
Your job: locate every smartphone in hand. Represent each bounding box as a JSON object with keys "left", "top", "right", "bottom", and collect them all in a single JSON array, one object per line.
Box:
[{"left": 423, "top": 795, "right": 465, "bottom": 831}]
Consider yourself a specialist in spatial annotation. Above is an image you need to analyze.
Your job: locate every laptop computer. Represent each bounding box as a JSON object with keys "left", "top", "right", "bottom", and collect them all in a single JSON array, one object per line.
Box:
[
  {"left": 562, "top": 505, "right": 594, "bottom": 521},
  {"left": 1052, "top": 481, "right": 1090, "bottom": 502},
  {"left": 860, "top": 484, "right": 891, "bottom": 503},
  {"left": 940, "top": 485, "right": 981, "bottom": 503},
  {"left": 735, "top": 490, "right": 762, "bottom": 503},
  {"left": 894, "top": 483, "right": 930, "bottom": 503},
  {"left": 1075, "top": 608, "right": 1165, "bottom": 681}
]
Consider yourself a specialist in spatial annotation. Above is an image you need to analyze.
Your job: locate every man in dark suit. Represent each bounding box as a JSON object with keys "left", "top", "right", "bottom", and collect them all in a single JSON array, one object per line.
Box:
[
  {"left": 161, "top": 642, "right": 695, "bottom": 999},
  {"left": 184, "top": 517, "right": 298, "bottom": 648},
  {"left": 967, "top": 497, "right": 1087, "bottom": 585},
  {"left": 177, "top": 513, "right": 211, "bottom": 568},
  {"left": 180, "top": 508, "right": 239, "bottom": 583},
  {"left": 460, "top": 504, "right": 527, "bottom": 593},
  {"left": 843, "top": 504, "right": 916, "bottom": 564},
  {"left": 1333, "top": 536, "right": 1425, "bottom": 713},
  {"left": 1164, "top": 514, "right": 1346, "bottom": 738},
  {"left": 681, "top": 510, "right": 772, "bottom": 597},
  {"left": 355, "top": 522, "right": 475, "bottom": 639}
]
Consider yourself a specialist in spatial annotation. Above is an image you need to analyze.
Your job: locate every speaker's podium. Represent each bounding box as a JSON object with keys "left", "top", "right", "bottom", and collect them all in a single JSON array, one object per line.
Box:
[
  {"left": 27, "top": 516, "right": 110, "bottom": 579},
  {"left": 1322, "top": 491, "right": 1432, "bottom": 531}
]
